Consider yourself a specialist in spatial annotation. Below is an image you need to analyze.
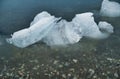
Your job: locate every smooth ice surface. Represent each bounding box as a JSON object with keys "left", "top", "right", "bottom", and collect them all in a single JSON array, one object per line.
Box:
[
  {"left": 7, "top": 11, "right": 114, "bottom": 48},
  {"left": 100, "top": 0, "right": 120, "bottom": 17}
]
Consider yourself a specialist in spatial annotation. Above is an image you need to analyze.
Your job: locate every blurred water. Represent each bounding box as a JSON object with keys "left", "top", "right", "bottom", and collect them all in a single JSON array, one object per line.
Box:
[
  {"left": 0, "top": 0, "right": 119, "bottom": 55},
  {"left": 0, "top": 0, "right": 119, "bottom": 53},
  {"left": 0, "top": 1, "right": 120, "bottom": 78},
  {"left": 0, "top": 0, "right": 103, "bottom": 56},
  {"left": 0, "top": 0, "right": 103, "bottom": 34}
]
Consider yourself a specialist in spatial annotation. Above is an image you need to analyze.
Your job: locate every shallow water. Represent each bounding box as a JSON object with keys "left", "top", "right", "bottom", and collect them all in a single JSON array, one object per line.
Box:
[{"left": 0, "top": 0, "right": 120, "bottom": 79}]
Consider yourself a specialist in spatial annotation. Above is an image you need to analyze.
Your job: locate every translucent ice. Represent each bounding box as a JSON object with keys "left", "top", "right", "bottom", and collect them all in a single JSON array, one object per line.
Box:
[
  {"left": 42, "top": 20, "right": 82, "bottom": 46},
  {"left": 42, "top": 12, "right": 113, "bottom": 46},
  {"left": 100, "top": 0, "right": 120, "bottom": 17},
  {"left": 7, "top": 11, "right": 114, "bottom": 48},
  {"left": 7, "top": 11, "right": 60, "bottom": 48},
  {"left": 72, "top": 13, "right": 114, "bottom": 39}
]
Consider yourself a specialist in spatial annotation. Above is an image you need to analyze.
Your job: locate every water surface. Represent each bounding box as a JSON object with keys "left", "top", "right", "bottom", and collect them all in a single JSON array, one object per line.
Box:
[{"left": 0, "top": 0, "right": 120, "bottom": 79}]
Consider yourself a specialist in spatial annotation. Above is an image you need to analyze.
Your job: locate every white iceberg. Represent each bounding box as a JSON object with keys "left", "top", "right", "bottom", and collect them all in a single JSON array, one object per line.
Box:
[
  {"left": 7, "top": 11, "right": 114, "bottom": 48},
  {"left": 100, "top": 0, "right": 120, "bottom": 17}
]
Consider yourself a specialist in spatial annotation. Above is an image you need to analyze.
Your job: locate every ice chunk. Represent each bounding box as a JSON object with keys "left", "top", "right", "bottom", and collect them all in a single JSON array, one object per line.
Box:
[
  {"left": 100, "top": 0, "right": 120, "bottom": 17},
  {"left": 7, "top": 12, "right": 60, "bottom": 48},
  {"left": 42, "top": 20, "right": 82, "bottom": 46},
  {"left": 72, "top": 13, "right": 113, "bottom": 39},
  {"left": 97, "top": 21, "right": 114, "bottom": 39},
  {"left": 98, "top": 21, "right": 114, "bottom": 34},
  {"left": 42, "top": 12, "right": 111, "bottom": 46},
  {"left": 72, "top": 13, "right": 101, "bottom": 38},
  {"left": 7, "top": 11, "right": 114, "bottom": 48}
]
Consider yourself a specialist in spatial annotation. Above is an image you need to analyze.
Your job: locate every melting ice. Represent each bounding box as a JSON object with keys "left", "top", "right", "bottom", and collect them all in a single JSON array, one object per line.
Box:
[
  {"left": 100, "top": 0, "right": 120, "bottom": 17},
  {"left": 7, "top": 11, "right": 114, "bottom": 48}
]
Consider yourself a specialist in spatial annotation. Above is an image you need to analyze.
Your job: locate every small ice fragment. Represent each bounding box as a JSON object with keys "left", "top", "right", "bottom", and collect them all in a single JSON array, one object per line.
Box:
[{"left": 100, "top": 0, "right": 120, "bottom": 17}]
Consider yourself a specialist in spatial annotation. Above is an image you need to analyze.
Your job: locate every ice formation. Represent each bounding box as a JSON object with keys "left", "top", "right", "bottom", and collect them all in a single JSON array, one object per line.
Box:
[
  {"left": 100, "top": 0, "right": 120, "bottom": 17},
  {"left": 7, "top": 12, "right": 60, "bottom": 48},
  {"left": 42, "top": 19, "right": 82, "bottom": 46},
  {"left": 72, "top": 13, "right": 113, "bottom": 39},
  {"left": 7, "top": 11, "right": 114, "bottom": 48}
]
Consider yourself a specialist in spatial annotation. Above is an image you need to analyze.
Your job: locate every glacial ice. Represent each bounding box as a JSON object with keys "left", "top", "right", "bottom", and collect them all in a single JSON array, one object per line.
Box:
[
  {"left": 72, "top": 13, "right": 113, "bottom": 39},
  {"left": 100, "top": 0, "right": 120, "bottom": 17},
  {"left": 42, "top": 19, "right": 82, "bottom": 46},
  {"left": 7, "top": 11, "right": 60, "bottom": 48},
  {"left": 7, "top": 11, "right": 114, "bottom": 48}
]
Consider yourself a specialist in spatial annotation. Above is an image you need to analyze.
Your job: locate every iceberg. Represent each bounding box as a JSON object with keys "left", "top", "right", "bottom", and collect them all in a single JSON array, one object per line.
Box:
[
  {"left": 7, "top": 11, "right": 114, "bottom": 48},
  {"left": 100, "top": 0, "right": 120, "bottom": 17}
]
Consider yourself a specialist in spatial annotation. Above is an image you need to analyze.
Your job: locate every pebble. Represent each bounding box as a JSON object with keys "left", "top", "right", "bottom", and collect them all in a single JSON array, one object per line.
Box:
[
  {"left": 62, "top": 74, "right": 66, "bottom": 78},
  {"left": 18, "top": 71, "right": 24, "bottom": 76},
  {"left": 64, "top": 62, "right": 70, "bottom": 66},
  {"left": 59, "top": 64, "right": 63, "bottom": 68},
  {"left": 29, "top": 59, "right": 39, "bottom": 63},
  {"left": 102, "top": 73, "right": 106, "bottom": 76},
  {"left": 93, "top": 75, "right": 97, "bottom": 78},
  {"left": 67, "top": 73, "right": 72, "bottom": 77},
  {"left": 32, "top": 67, "right": 38, "bottom": 70},
  {"left": 69, "top": 68, "right": 75, "bottom": 72},
  {"left": 88, "top": 69, "right": 95, "bottom": 78},
  {"left": 56, "top": 71, "right": 60, "bottom": 75},
  {"left": 53, "top": 60, "right": 59, "bottom": 65},
  {"left": 107, "top": 58, "right": 113, "bottom": 61},
  {"left": 20, "top": 64, "right": 25, "bottom": 69},
  {"left": 0, "top": 74, "right": 3, "bottom": 77},
  {"left": 73, "top": 59, "right": 78, "bottom": 63},
  {"left": 114, "top": 72, "right": 118, "bottom": 78},
  {"left": 73, "top": 76, "right": 77, "bottom": 79},
  {"left": 41, "top": 64, "right": 44, "bottom": 66}
]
